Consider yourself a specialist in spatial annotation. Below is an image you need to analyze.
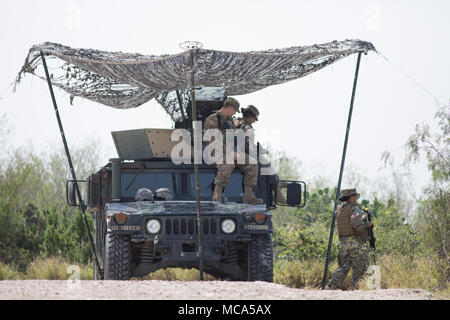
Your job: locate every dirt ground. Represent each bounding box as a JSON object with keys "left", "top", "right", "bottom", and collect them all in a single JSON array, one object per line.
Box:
[{"left": 0, "top": 280, "right": 436, "bottom": 300}]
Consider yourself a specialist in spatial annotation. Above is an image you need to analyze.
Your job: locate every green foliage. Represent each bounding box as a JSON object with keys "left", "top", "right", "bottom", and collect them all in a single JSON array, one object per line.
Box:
[
  {"left": 26, "top": 257, "right": 93, "bottom": 280},
  {"left": 0, "top": 202, "right": 94, "bottom": 271},
  {"left": 41, "top": 206, "right": 94, "bottom": 264},
  {"left": 361, "top": 254, "right": 444, "bottom": 292},
  {"left": 274, "top": 259, "right": 333, "bottom": 288},
  {"left": 0, "top": 115, "right": 101, "bottom": 271},
  {"left": 0, "top": 261, "right": 22, "bottom": 280},
  {"left": 404, "top": 105, "right": 449, "bottom": 184},
  {"left": 380, "top": 104, "right": 449, "bottom": 290},
  {"left": 273, "top": 223, "right": 337, "bottom": 262},
  {"left": 416, "top": 189, "right": 449, "bottom": 257}
]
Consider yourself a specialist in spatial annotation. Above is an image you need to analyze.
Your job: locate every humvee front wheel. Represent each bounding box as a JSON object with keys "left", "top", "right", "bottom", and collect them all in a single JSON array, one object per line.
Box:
[
  {"left": 248, "top": 234, "right": 273, "bottom": 282},
  {"left": 104, "top": 233, "right": 131, "bottom": 280}
]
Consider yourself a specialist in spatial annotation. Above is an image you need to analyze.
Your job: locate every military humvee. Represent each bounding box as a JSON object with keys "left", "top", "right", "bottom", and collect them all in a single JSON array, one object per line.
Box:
[
  {"left": 18, "top": 39, "right": 373, "bottom": 287},
  {"left": 66, "top": 87, "right": 306, "bottom": 281}
]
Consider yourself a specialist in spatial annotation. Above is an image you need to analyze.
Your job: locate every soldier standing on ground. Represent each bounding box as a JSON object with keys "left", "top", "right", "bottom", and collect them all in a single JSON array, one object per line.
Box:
[
  {"left": 234, "top": 105, "right": 287, "bottom": 204},
  {"left": 203, "top": 98, "right": 263, "bottom": 204},
  {"left": 328, "top": 188, "right": 373, "bottom": 290}
]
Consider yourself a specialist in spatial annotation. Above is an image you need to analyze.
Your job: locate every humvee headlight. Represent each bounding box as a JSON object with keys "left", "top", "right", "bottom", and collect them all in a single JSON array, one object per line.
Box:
[
  {"left": 221, "top": 219, "right": 236, "bottom": 234},
  {"left": 146, "top": 219, "right": 161, "bottom": 234}
]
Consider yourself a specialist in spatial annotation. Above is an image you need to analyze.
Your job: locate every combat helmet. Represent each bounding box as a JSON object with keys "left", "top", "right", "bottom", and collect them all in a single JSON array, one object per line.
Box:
[
  {"left": 223, "top": 97, "right": 240, "bottom": 112},
  {"left": 241, "top": 105, "right": 259, "bottom": 121},
  {"left": 135, "top": 188, "right": 154, "bottom": 201},
  {"left": 338, "top": 188, "right": 360, "bottom": 201},
  {"left": 154, "top": 187, "right": 174, "bottom": 201}
]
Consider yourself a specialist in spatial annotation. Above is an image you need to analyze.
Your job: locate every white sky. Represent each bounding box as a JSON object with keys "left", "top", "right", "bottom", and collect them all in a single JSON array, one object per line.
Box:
[{"left": 1, "top": 0, "right": 449, "bottom": 198}]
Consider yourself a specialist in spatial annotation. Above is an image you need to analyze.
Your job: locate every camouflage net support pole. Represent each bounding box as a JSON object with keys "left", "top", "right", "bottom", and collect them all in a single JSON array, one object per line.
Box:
[
  {"left": 40, "top": 51, "right": 102, "bottom": 278},
  {"left": 189, "top": 49, "right": 204, "bottom": 281},
  {"left": 321, "top": 52, "right": 363, "bottom": 289}
]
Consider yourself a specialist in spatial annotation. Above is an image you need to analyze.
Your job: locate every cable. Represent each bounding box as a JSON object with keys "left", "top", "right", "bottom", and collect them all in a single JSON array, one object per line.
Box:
[
  {"left": 0, "top": 81, "right": 15, "bottom": 100},
  {"left": 377, "top": 52, "right": 445, "bottom": 107}
]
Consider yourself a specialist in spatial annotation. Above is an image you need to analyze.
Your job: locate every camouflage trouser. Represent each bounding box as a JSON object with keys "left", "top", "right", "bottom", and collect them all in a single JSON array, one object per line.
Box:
[
  {"left": 215, "top": 162, "right": 258, "bottom": 187},
  {"left": 328, "top": 236, "right": 369, "bottom": 289}
]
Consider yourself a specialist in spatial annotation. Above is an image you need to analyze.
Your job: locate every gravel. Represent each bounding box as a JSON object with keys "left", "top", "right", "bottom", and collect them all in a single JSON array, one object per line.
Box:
[{"left": 0, "top": 280, "right": 435, "bottom": 300}]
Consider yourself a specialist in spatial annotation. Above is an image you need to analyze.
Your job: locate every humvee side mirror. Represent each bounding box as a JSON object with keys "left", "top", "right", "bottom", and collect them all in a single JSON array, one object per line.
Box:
[
  {"left": 66, "top": 180, "right": 87, "bottom": 207},
  {"left": 276, "top": 180, "right": 306, "bottom": 208}
]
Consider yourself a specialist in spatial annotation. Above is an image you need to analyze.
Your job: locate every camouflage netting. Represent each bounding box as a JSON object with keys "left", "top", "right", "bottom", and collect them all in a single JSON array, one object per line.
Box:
[{"left": 17, "top": 40, "right": 375, "bottom": 122}]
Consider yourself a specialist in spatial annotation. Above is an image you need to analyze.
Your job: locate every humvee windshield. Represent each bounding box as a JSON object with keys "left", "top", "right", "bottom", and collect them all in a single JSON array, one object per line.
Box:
[{"left": 121, "top": 171, "right": 244, "bottom": 202}]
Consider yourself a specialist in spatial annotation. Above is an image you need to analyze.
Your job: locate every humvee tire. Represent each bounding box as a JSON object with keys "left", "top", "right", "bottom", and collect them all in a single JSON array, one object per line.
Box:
[
  {"left": 104, "top": 233, "right": 131, "bottom": 280},
  {"left": 248, "top": 234, "right": 273, "bottom": 282}
]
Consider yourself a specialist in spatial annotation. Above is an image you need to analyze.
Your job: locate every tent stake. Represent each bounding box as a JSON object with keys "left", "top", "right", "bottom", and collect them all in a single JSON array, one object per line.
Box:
[
  {"left": 321, "top": 51, "right": 363, "bottom": 289},
  {"left": 40, "top": 51, "right": 102, "bottom": 278}
]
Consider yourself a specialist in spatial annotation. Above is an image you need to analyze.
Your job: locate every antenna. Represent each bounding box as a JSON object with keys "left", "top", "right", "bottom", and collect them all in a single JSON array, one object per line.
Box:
[{"left": 179, "top": 41, "right": 203, "bottom": 50}]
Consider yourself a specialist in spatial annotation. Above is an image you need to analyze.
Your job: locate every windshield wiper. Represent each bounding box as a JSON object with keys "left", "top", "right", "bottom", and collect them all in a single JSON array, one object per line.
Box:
[{"left": 125, "top": 163, "right": 145, "bottom": 192}]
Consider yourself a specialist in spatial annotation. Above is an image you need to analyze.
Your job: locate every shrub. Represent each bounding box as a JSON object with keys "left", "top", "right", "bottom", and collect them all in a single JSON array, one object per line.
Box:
[
  {"left": 0, "top": 262, "right": 22, "bottom": 280},
  {"left": 274, "top": 259, "right": 334, "bottom": 288},
  {"left": 359, "top": 254, "right": 448, "bottom": 296},
  {"left": 25, "top": 257, "right": 92, "bottom": 280}
]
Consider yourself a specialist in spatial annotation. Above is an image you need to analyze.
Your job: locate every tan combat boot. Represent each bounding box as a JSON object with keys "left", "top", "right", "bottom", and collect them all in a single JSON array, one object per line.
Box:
[
  {"left": 242, "top": 186, "right": 263, "bottom": 204},
  {"left": 212, "top": 184, "right": 224, "bottom": 202}
]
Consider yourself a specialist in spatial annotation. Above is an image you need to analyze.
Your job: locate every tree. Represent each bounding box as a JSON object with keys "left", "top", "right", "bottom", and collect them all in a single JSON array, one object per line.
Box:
[{"left": 382, "top": 103, "right": 449, "bottom": 289}]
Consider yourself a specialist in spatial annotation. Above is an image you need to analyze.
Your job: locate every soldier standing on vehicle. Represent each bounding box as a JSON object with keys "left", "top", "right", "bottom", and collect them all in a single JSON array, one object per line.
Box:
[
  {"left": 328, "top": 188, "right": 373, "bottom": 290},
  {"left": 234, "top": 105, "right": 287, "bottom": 204},
  {"left": 203, "top": 98, "right": 263, "bottom": 204}
]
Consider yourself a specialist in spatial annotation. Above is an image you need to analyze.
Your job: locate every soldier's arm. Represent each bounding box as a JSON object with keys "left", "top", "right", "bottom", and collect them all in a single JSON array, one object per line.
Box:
[
  {"left": 350, "top": 205, "right": 370, "bottom": 232},
  {"left": 204, "top": 115, "right": 219, "bottom": 131}
]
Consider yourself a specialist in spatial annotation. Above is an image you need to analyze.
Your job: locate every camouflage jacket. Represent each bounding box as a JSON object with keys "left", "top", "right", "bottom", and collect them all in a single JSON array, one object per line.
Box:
[
  {"left": 204, "top": 112, "right": 235, "bottom": 132},
  {"left": 234, "top": 117, "right": 256, "bottom": 155},
  {"left": 234, "top": 117, "right": 253, "bottom": 131},
  {"left": 203, "top": 112, "right": 235, "bottom": 159}
]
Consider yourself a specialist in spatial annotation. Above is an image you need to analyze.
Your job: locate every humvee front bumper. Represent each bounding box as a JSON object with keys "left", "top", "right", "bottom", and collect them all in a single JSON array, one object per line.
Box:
[{"left": 105, "top": 201, "right": 272, "bottom": 261}]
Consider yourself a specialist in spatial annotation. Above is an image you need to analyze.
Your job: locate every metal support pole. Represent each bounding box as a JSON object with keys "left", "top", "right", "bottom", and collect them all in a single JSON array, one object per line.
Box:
[
  {"left": 40, "top": 52, "right": 102, "bottom": 278},
  {"left": 189, "top": 49, "right": 204, "bottom": 280},
  {"left": 321, "top": 52, "right": 362, "bottom": 289}
]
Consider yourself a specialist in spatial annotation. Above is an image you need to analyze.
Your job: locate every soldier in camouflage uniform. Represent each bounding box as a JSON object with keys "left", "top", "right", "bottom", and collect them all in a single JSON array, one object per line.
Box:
[
  {"left": 328, "top": 188, "right": 373, "bottom": 290},
  {"left": 203, "top": 98, "right": 263, "bottom": 204},
  {"left": 234, "top": 105, "right": 287, "bottom": 204}
]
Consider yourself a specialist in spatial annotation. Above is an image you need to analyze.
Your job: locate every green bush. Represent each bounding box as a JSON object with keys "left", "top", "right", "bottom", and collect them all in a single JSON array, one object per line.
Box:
[
  {"left": 273, "top": 223, "right": 337, "bottom": 261},
  {"left": 0, "top": 262, "right": 22, "bottom": 280},
  {"left": 25, "top": 257, "right": 93, "bottom": 280},
  {"left": 274, "top": 259, "right": 335, "bottom": 288}
]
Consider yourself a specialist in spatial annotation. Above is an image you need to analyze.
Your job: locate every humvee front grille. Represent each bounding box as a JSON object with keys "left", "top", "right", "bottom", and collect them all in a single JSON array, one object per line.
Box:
[{"left": 163, "top": 217, "right": 218, "bottom": 236}]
